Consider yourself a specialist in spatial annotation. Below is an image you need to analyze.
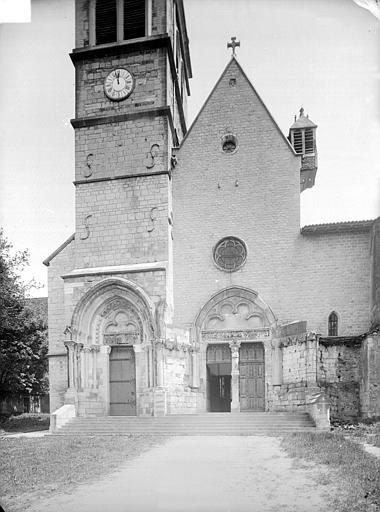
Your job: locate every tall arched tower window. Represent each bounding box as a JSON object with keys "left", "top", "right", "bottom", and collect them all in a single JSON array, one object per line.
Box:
[
  {"left": 328, "top": 312, "right": 338, "bottom": 336},
  {"left": 95, "top": 0, "right": 146, "bottom": 46}
]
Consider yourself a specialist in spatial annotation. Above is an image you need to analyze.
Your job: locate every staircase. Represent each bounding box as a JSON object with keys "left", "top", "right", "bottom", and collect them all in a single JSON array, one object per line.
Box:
[{"left": 53, "top": 412, "right": 316, "bottom": 436}]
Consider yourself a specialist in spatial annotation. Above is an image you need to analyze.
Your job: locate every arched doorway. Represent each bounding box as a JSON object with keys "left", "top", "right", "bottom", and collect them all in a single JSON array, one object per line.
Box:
[
  {"left": 193, "top": 287, "right": 276, "bottom": 413},
  {"left": 68, "top": 278, "right": 156, "bottom": 416}
]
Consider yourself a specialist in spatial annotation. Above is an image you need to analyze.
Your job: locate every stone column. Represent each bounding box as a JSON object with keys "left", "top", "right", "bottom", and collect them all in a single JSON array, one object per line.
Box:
[
  {"left": 76, "top": 343, "right": 84, "bottom": 390},
  {"left": 272, "top": 339, "right": 283, "bottom": 386},
  {"left": 147, "top": 345, "right": 153, "bottom": 388},
  {"left": 101, "top": 345, "right": 112, "bottom": 415},
  {"left": 83, "top": 346, "right": 92, "bottom": 389},
  {"left": 64, "top": 340, "right": 78, "bottom": 406},
  {"left": 156, "top": 340, "right": 165, "bottom": 387},
  {"left": 229, "top": 341, "right": 241, "bottom": 413},
  {"left": 153, "top": 339, "right": 167, "bottom": 417},
  {"left": 64, "top": 340, "right": 75, "bottom": 391},
  {"left": 191, "top": 347, "right": 200, "bottom": 388},
  {"left": 91, "top": 345, "right": 100, "bottom": 389}
]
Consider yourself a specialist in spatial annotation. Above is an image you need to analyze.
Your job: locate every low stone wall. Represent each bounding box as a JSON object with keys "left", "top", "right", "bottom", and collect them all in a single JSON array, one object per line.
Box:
[
  {"left": 271, "top": 383, "right": 308, "bottom": 412},
  {"left": 321, "top": 382, "right": 360, "bottom": 421},
  {"left": 360, "top": 334, "right": 380, "bottom": 418},
  {"left": 50, "top": 404, "right": 76, "bottom": 432}
]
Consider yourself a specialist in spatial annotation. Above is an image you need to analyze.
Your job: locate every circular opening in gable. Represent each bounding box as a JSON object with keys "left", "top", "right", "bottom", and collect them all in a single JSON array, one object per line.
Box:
[{"left": 221, "top": 134, "right": 238, "bottom": 154}]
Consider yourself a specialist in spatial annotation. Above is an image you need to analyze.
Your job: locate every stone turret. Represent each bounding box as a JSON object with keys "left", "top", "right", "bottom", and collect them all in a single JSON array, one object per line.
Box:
[{"left": 288, "top": 108, "right": 318, "bottom": 192}]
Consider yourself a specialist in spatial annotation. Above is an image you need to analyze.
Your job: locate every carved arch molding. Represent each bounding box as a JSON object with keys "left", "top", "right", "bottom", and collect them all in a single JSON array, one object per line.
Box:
[
  {"left": 194, "top": 287, "right": 277, "bottom": 342},
  {"left": 70, "top": 278, "right": 156, "bottom": 345}
]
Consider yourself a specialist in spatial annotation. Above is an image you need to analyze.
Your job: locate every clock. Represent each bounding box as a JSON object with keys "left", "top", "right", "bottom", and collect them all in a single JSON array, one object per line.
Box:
[{"left": 104, "top": 68, "right": 134, "bottom": 101}]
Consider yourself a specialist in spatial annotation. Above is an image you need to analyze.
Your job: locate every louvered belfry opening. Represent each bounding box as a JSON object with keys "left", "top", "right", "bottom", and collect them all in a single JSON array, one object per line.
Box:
[
  {"left": 95, "top": 0, "right": 145, "bottom": 45},
  {"left": 124, "top": 0, "right": 145, "bottom": 40},
  {"left": 96, "top": 0, "right": 117, "bottom": 45},
  {"left": 292, "top": 130, "right": 303, "bottom": 154},
  {"left": 304, "top": 129, "right": 314, "bottom": 154}
]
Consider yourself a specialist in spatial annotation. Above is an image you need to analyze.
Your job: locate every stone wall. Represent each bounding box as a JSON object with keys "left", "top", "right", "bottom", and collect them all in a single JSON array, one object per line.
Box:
[
  {"left": 360, "top": 334, "right": 380, "bottom": 418},
  {"left": 74, "top": 175, "right": 169, "bottom": 269},
  {"left": 173, "top": 59, "right": 371, "bottom": 339},
  {"left": 46, "top": 237, "right": 75, "bottom": 412}
]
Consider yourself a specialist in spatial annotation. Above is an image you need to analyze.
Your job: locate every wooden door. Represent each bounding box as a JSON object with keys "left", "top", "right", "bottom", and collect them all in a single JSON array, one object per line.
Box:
[
  {"left": 239, "top": 343, "right": 265, "bottom": 411},
  {"left": 109, "top": 346, "right": 136, "bottom": 416}
]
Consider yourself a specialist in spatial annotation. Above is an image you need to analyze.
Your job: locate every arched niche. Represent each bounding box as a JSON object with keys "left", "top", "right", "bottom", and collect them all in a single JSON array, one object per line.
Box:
[{"left": 70, "top": 278, "right": 156, "bottom": 345}]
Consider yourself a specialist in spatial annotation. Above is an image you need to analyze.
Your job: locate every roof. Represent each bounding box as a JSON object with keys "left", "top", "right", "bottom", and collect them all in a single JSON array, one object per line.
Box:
[
  {"left": 301, "top": 220, "right": 374, "bottom": 235},
  {"left": 43, "top": 233, "right": 75, "bottom": 267},
  {"left": 289, "top": 108, "right": 317, "bottom": 130}
]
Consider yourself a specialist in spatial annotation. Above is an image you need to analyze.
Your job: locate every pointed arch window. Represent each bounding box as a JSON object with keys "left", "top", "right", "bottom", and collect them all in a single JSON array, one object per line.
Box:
[
  {"left": 94, "top": 0, "right": 147, "bottom": 46},
  {"left": 328, "top": 312, "right": 338, "bottom": 336}
]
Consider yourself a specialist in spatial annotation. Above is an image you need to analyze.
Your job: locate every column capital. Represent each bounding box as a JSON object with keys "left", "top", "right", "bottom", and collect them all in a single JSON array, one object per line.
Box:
[
  {"left": 64, "top": 340, "right": 75, "bottom": 350},
  {"left": 229, "top": 340, "right": 241, "bottom": 352}
]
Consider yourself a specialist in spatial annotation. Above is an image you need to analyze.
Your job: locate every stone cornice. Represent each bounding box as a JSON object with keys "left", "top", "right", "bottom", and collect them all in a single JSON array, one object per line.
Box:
[
  {"left": 62, "top": 261, "right": 167, "bottom": 280},
  {"left": 74, "top": 170, "right": 170, "bottom": 186},
  {"left": 71, "top": 105, "right": 175, "bottom": 138}
]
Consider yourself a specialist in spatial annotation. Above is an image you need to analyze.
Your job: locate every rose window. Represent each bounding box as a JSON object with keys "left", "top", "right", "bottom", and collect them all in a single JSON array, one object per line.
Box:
[{"left": 213, "top": 237, "right": 247, "bottom": 272}]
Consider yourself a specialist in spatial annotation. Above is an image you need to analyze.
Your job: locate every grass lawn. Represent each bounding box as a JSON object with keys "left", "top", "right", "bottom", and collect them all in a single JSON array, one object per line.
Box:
[
  {"left": 281, "top": 432, "right": 380, "bottom": 512},
  {"left": 0, "top": 434, "right": 168, "bottom": 511}
]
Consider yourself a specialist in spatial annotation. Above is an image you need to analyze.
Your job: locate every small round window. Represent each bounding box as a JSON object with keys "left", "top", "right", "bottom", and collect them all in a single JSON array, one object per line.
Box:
[
  {"left": 213, "top": 236, "right": 247, "bottom": 272},
  {"left": 221, "top": 134, "right": 238, "bottom": 154}
]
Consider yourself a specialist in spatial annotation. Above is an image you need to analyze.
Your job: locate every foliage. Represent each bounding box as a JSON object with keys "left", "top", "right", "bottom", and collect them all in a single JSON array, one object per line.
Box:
[
  {"left": 0, "top": 413, "right": 50, "bottom": 433},
  {"left": 0, "top": 229, "right": 48, "bottom": 396},
  {"left": 282, "top": 432, "right": 380, "bottom": 512}
]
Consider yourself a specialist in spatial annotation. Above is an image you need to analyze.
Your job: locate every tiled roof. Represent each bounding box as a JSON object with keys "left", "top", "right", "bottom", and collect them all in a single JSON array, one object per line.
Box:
[{"left": 301, "top": 220, "right": 374, "bottom": 235}]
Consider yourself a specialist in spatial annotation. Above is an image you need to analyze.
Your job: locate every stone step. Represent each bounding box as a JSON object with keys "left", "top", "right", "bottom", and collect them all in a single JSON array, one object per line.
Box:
[
  {"left": 54, "top": 412, "right": 316, "bottom": 435},
  {"left": 54, "top": 429, "right": 316, "bottom": 437}
]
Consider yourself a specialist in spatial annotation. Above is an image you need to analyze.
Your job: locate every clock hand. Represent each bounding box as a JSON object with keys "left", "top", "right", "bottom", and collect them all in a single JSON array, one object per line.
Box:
[{"left": 116, "top": 70, "right": 120, "bottom": 84}]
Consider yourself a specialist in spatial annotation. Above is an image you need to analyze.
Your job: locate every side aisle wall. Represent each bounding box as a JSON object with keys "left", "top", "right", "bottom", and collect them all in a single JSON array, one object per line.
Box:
[{"left": 47, "top": 238, "right": 75, "bottom": 413}]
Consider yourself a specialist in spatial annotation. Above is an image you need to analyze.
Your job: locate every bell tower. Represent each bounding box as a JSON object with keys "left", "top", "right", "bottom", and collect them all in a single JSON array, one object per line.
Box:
[
  {"left": 70, "top": 0, "right": 192, "bottom": 289},
  {"left": 288, "top": 108, "right": 318, "bottom": 192}
]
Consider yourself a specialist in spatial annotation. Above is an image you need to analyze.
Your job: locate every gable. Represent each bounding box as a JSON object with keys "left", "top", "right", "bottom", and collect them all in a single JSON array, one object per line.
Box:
[{"left": 180, "top": 57, "right": 297, "bottom": 156}]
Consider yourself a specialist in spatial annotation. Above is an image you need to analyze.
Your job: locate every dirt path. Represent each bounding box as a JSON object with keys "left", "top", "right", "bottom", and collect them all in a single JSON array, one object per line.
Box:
[{"left": 26, "top": 436, "right": 339, "bottom": 512}]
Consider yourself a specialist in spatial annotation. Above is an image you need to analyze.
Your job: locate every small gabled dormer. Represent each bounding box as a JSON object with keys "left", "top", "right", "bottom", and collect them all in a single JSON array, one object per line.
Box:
[{"left": 288, "top": 108, "right": 318, "bottom": 192}]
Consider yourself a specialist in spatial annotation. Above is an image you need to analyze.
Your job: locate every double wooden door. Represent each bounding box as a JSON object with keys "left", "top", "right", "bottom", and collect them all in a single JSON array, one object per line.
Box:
[
  {"left": 109, "top": 346, "right": 136, "bottom": 416},
  {"left": 239, "top": 343, "right": 265, "bottom": 411}
]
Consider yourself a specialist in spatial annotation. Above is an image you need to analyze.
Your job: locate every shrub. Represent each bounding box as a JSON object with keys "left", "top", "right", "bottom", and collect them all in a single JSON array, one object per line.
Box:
[{"left": 1, "top": 413, "right": 50, "bottom": 432}]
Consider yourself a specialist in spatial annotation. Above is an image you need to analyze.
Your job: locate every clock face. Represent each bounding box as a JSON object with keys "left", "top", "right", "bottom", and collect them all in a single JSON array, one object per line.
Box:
[{"left": 104, "top": 68, "right": 134, "bottom": 101}]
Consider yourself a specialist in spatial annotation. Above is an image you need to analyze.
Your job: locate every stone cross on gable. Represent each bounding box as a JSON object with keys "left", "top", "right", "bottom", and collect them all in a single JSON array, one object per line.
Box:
[{"left": 227, "top": 36, "right": 240, "bottom": 56}]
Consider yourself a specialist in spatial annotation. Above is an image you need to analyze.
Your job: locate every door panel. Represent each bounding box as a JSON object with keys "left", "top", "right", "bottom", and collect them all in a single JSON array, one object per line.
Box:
[
  {"left": 239, "top": 343, "right": 265, "bottom": 411},
  {"left": 109, "top": 346, "right": 136, "bottom": 416}
]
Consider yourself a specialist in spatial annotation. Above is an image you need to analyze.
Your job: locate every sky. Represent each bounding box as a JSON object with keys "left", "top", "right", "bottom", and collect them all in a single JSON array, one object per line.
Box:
[{"left": 0, "top": 0, "right": 379, "bottom": 297}]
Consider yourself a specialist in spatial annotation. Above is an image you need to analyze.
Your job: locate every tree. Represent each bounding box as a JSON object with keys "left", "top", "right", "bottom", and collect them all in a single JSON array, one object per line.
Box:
[{"left": 0, "top": 230, "right": 48, "bottom": 396}]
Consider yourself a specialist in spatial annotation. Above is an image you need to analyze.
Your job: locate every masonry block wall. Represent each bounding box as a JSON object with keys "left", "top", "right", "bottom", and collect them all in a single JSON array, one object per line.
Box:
[
  {"left": 360, "top": 334, "right": 380, "bottom": 417},
  {"left": 318, "top": 342, "right": 361, "bottom": 420},
  {"left": 47, "top": 239, "right": 75, "bottom": 412},
  {"left": 298, "top": 230, "right": 371, "bottom": 335},
  {"left": 74, "top": 175, "right": 169, "bottom": 269},
  {"left": 173, "top": 58, "right": 301, "bottom": 331},
  {"left": 173, "top": 58, "right": 371, "bottom": 338}
]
